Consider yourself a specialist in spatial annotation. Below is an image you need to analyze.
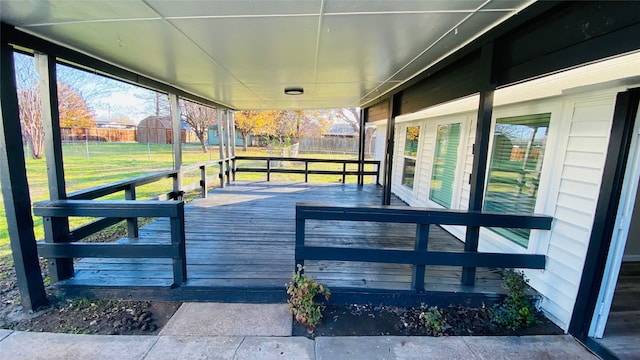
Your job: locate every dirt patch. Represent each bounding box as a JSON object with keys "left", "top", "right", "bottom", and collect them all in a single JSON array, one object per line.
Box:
[
  {"left": 293, "top": 304, "right": 564, "bottom": 338},
  {"left": 1, "top": 255, "right": 181, "bottom": 335}
]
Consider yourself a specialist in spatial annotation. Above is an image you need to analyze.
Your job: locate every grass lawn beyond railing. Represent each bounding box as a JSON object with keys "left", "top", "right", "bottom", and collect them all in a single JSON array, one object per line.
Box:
[{"left": 0, "top": 142, "right": 366, "bottom": 258}]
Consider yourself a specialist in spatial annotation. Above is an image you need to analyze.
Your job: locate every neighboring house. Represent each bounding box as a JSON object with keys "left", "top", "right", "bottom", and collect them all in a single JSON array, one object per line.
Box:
[
  {"left": 207, "top": 125, "right": 245, "bottom": 146},
  {"left": 370, "top": 53, "right": 640, "bottom": 334},
  {"left": 324, "top": 123, "right": 358, "bottom": 138}
]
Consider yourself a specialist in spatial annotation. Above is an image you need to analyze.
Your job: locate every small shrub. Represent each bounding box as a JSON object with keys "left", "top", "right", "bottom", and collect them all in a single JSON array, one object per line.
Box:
[
  {"left": 286, "top": 264, "right": 330, "bottom": 331},
  {"left": 491, "top": 271, "right": 537, "bottom": 330},
  {"left": 418, "top": 305, "right": 446, "bottom": 336}
]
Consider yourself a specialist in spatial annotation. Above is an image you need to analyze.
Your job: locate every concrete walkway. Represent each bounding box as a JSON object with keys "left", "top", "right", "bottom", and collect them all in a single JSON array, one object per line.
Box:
[{"left": 0, "top": 303, "right": 598, "bottom": 360}]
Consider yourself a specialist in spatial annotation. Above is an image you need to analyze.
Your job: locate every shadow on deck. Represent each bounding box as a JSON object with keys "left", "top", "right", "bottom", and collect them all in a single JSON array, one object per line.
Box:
[{"left": 57, "top": 181, "right": 508, "bottom": 305}]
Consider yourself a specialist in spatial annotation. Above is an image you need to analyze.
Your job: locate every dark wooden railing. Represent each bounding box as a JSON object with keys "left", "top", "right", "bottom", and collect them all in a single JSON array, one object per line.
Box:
[
  {"left": 295, "top": 203, "right": 553, "bottom": 291},
  {"left": 33, "top": 200, "right": 186, "bottom": 287},
  {"left": 235, "top": 156, "right": 380, "bottom": 184}
]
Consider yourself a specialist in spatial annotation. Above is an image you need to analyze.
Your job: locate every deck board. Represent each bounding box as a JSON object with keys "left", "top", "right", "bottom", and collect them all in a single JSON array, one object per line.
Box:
[{"left": 64, "top": 181, "right": 507, "bottom": 300}]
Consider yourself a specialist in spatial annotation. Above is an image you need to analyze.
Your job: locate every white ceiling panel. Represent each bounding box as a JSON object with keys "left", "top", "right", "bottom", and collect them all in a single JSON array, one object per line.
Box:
[
  {"left": 317, "top": 12, "right": 468, "bottom": 84},
  {"left": 0, "top": 0, "right": 158, "bottom": 25},
  {"left": 0, "top": 0, "right": 534, "bottom": 110},
  {"left": 147, "top": 0, "right": 322, "bottom": 18},
  {"left": 387, "top": 11, "right": 515, "bottom": 83},
  {"left": 168, "top": 16, "right": 319, "bottom": 84}
]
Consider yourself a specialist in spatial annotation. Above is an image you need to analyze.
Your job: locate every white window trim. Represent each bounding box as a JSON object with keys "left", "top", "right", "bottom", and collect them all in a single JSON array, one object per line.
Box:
[
  {"left": 480, "top": 99, "right": 564, "bottom": 254},
  {"left": 399, "top": 123, "right": 423, "bottom": 198}
]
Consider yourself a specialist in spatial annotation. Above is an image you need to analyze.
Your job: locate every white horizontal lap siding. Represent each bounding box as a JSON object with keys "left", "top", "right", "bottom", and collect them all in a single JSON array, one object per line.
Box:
[{"left": 526, "top": 96, "right": 616, "bottom": 331}]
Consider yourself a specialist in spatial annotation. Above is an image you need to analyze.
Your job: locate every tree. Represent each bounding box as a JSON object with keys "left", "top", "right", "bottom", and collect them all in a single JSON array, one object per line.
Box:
[
  {"left": 331, "top": 108, "right": 360, "bottom": 132},
  {"left": 273, "top": 110, "right": 331, "bottom": 145},
  {"left": 17, "top": 86, "right": 45, "bottom": 159},
  {"left": 180, "top": 100, "right": 217, "bottom": 153},
  {"left": 57, "top": 83, "right": 96, "bottom": 128},
  {"left": 234, "top": 110, "right": 280, "bottom": 151}
]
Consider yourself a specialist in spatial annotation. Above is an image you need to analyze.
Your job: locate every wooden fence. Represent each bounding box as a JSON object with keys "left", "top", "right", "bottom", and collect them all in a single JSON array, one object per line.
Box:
[{"left": 61, "top": 127, "right": 136, "bottom": 142}]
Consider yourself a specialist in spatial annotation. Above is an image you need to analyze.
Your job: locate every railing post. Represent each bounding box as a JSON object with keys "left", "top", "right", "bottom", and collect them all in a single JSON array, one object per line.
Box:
[
  {"left": 267, "top": 159, "right": 271, "bottom": 181},
  {"left": 218, "top": 161, "right": 225, "bottom": 188},
  {"left": 217, "top": 110, "right": 225, "bottom": 188},
  {"left": 42, "top": 216, "right": 74, "bottom": 282},
  {"left": 412, "top": 224, "right": 430, "bottom": 291},
  {"left": 342, "top": 163, "right": 346, "bottom": 183},
  {"left": 200, "top": 165, "right": 207, "bottom": 198},
  {"left": 305, "top": 161, "right": 309, "bottom": 183},
  {"left": 124, "top": 184, "right": 139, "bottom": 239},
  {"left": 170, "top": 202, "right": 187, "bottom": 287},
  {"left": 295, "top": 208, "right": 306, "bottom": 271}
]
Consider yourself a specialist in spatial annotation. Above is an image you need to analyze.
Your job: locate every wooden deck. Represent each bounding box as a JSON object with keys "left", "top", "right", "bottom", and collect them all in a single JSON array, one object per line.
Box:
[{"left": 58, "top": 181, "right": 506, "bottom": 303}]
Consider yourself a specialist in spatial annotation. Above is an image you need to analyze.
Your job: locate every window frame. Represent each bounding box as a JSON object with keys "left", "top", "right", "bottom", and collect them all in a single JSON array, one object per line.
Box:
[
  {"left": 479, "top": 102, "right": 563, "bottom": 253},
  {"left": 427, "top": 120, "right": 465, "bottom": 209},
  {"left": 400, "top": 124, "right": 422, "bottom": 191}
]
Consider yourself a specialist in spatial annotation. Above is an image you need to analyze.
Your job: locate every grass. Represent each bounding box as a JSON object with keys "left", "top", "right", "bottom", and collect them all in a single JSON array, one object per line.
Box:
[{"left": 0, "top": 142, "right": 371, "bottom": 256}]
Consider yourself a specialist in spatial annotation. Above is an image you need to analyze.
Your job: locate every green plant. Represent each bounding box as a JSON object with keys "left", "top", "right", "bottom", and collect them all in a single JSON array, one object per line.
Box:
[
  {"left": 418, "top": 305, "right": 446, "bottom": 336},
  {"left": 286, "top": 264, "right": 330, "bottom": 331},
  {"left": 491, "top": 271, "right": 538, "bottom": 330}
]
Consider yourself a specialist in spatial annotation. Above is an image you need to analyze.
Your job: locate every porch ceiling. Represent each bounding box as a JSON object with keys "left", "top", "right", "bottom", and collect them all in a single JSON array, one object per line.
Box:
[{"left": 0, "top": 0, "right": 532, "bottom": 110}]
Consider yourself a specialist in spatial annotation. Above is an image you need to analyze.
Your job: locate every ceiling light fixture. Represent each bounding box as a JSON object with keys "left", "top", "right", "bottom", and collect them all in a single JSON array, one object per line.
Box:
[{"left": 284, "top": 87, "right": 304, "bottom": 95}]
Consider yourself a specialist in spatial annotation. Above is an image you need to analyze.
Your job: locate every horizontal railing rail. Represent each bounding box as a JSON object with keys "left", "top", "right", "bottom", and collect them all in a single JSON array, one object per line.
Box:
[
  {"left": 33, "top": 200, "right": 187, "bottom": 287},
  {"left": 234, "top": 156, "right": 380, "bottom": 184},
  {"left": 295, "top": 203, "right": 553, "bottom": 292}
]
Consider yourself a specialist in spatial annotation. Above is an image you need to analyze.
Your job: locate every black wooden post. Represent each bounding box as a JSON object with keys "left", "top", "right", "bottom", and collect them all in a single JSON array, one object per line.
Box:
[
  {"left": 35, "top": 52, "right": 74, "bottom": 282},
  {"left": 170, "top": 202, "right": 187, "bottom": 286},
  {"left": 342, "top": 163, "right": 346, "bottom": 183},
  {"left": 267, "top": 159, "right": 271, "bottom": 181},
  {"left": 200, "top": 165, "right": 208, "bottom": 198},
  {"left": 304, "top": 161, "right": 309, "bottom": 182},
  {"left": 462, "top": 43, "right": 497, "bottom": 285},
  {"left": 357, "top": 108, "right": 367, "bottom": 186},
  {"left": 412, "top": 224, "right": 430, "bottom": 291},
  {"left": 382, "top": 94, "right": 400, "bottom": 205},
  {"left": 124, "top": 184, "right": 139, "bottom": 238},
  {"left": 0, "top": 43, "right": 47, "bottom": 310},
  {"left": 295, "top": 208, "right": 306, "bottom": 271}
]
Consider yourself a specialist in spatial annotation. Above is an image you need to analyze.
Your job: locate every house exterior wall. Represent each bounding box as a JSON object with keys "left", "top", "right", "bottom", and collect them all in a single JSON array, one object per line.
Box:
[{"left": 385, "top": 83, "right": 636, "bottom": 331}]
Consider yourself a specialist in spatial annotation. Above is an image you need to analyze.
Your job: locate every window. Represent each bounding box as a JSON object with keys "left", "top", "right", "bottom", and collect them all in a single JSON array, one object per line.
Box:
[
  {"left": 402, "top": 126, "right": 420, "bottom": 188},
  {"left": 429, "top": 123, "right": 461, "bottom": 208},
  {"left": 484, "top": 113, "right": 551, "bottom": 247}
]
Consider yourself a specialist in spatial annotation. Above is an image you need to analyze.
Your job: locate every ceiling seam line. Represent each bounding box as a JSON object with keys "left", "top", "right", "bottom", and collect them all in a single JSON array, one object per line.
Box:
[{"left": 312, "top": 0, "right": 326, "bottom": 101}]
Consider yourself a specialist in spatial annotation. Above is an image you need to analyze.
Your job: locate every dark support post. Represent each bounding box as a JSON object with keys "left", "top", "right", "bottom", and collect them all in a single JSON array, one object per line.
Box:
[
  {"left": 124, "top": 185, "right": 138, "bottom": 238},
  {"left": 170, "top": 202, "right": 187, "bottom": 286},
  {"left": 0, "top": 43, "right": 47, "bottom": 310},
  {"left": 295, "top": 216, "right": 306, "bottom": 271},
  {"left": 217, "top": 110, "right": 225, "bottom": 188},
  {"left": 462, "top": 43, "right": 497, "bottom": 285},
  {"left": 267, "top": 160, "right": 271, "bottom": 181},
  {"left": 169, "top": 93, "right": 183, "bottom": 199},
  {"left": 382, "top": 94, "right": 400, "bottom": 205},
  {"left": 342, "top": 163, "right": 346, "bottom": 183},
  {"left": 200, "top": 165, "right": 208, "bottom": 198},
  {"left": 35, "top": 52, "right": 74, "bottom": 281},
  {"left": 304, "top": 161, "right": 309, "bottom": 183},
  {"left": 357, "top": 108, "right": 367, "bottom": 186},
  {"left": 412, "top": 224, "right": 430, "bottom": 291}
]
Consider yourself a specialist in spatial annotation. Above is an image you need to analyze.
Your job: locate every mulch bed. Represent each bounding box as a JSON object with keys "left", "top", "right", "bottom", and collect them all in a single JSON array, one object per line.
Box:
[{"left": 293, "top": 304, "right": 564, "bottom": 338}]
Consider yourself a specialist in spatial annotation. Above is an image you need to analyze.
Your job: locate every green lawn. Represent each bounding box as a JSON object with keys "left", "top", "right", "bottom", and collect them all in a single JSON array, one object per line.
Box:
[{"left": 0, "top": 142, "right": 371, "bottom": 258}]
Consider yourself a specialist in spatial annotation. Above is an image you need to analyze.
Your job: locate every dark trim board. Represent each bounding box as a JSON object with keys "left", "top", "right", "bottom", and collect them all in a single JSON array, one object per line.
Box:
[{"left": 569, "top": 89, "right": 640, "bottom": 340}]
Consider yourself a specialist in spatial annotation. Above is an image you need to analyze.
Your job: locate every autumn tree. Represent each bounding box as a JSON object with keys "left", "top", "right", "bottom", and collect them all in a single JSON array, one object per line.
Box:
[
  {"left": 180, "top": 100, "right": 218, "bottom": 153},
  {"left": 57, "top": 83, "right": 96, "bottom": 128},
  {"left": 273, "top": 110, "right": 330, "bottom": 145},
  {"left": 234, "top": 110, "right": 280, "bottom": 151}
]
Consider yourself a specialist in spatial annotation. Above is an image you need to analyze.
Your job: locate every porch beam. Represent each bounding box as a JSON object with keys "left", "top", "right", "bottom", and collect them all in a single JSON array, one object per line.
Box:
[
  {"left": 169, "top": 93, "right": 182, "bottom": 198},
  {"left": 382, "top": 94, "right": 401, "bottom": 205},
  {"left": 35, "top": 52, "right": 74, "bottom": 281},
  {"left": 357, "top": 108, "right": 367, "bottom": 186},
  {"left": 230, "top": 111, "right": 237, "bottom": 181},
  {"left": 0, "top": 42, "right": 47, "bottom": 310},
  {"left": 225, "top": 110, "right": 232, "bottom": 185},
  {"left": 462, "top": 42, "right": 497, "bottom": 285}
]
